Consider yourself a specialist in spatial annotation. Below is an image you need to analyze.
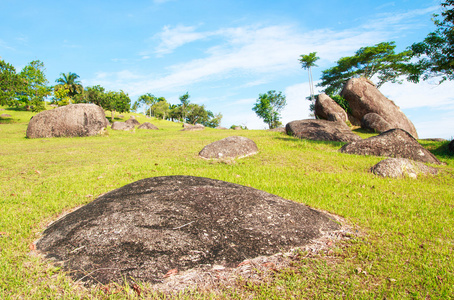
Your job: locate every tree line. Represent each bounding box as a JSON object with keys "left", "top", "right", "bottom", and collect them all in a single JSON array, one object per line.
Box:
[{"left": 0, "top": 61, "right": 222, "bottom": 127}]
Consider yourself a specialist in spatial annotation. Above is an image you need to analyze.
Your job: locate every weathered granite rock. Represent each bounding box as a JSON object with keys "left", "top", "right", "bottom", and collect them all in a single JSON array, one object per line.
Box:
[
  {"left": 286, "top": 119, "right": 361, "bottom": 143},
  {"left": 341, "top": 77, "right": 418, "bottom": 138},
  {"left": 314, "top": 93, "right": 348, "bottom": 122},
  {"left": 26, "top": 104, "right": 108, "bottom": 138},
  {"left": 199, "top": 136, "right": 258, "bottom": 159},
  {"left": 125, "top": 116, "right": 141, "bottom": 126},
  {"left": 111, "top": 121, "right": 135, "bottom": 131},
  {"left": 370, "top": 158, "right": 438, "bottom": 178},
  {"left": 0, "top": 113, "right": 12, "bottom": 118},
  {"left": 339, "top": 129, "right": 441, "bottom": 164},
  {"left": 181, "top": 124, "right": 205, "bottom": 131},
  {"left": 36, "top": 176, "right": 341, "bottom": 285},
  {"left": 138, "top": 122, "right": 158, "bottom": 130},
  {"left": 361, "top": 113, "right": 393, "bottom": 133}
]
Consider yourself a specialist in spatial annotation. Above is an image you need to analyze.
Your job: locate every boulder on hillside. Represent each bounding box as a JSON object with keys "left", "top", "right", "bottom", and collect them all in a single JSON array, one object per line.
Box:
[
  {"left": 26, "top": 104, "right": 108, "bottom": 138},
  {"left": 339, "top": 129, "right": 441, "bottom": 164},
  {"left": 268, "top": 127, "right": 286, "bottom": 133},
  {"left": 361, "top": 113, "right": 393, "bottom": 133},
  {"left": 286, "top": 119, "right": 361, "bottom": 143},
  {"left": 36, "top": 176, "right": 341, "bottom": 285},
  {"left": 370, "top": 158, "right": 438, "bottom": 179},
  {"left": 0, "top": 113, "right": 12, "bottom": 118},
  {"left": 111, "top": 121, "right": 135, "bottom": 131},
  {"left": 138, "top": 122, "right": 158, "bottom": 130},
  {"left": 199, "top": 136, "right": 258, "bottom": 159},
  {"left": 340, "top": 77, "right": 418, "bottom": 138},
  {"left": 233, "top": 126, "right": 242, "bottom": 130},
  {"left": 314, "top": 93, "right": 348, "bottom": 122},
  {"left": 181, "top": 124, "right": 205, "bottom": 131},
  {"left": 125, "top": 116, "right": 141, "bottom": 126}
]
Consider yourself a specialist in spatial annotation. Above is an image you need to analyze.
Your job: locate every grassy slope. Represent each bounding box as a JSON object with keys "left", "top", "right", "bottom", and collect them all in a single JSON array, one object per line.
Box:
[{"left": 0, "top": 107, "right": 453, "bottom": 299}]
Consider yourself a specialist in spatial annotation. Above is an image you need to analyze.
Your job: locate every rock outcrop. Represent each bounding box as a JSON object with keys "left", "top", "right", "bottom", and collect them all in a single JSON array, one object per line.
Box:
[
  {"left": 314, "top": 93, "right": 348, "bottom": 122},
  {"left": 340, "top": 77, "right": 418, "bottom": 138},
  {"left": 111, "top": 121, "right": 135, "bottom": 131},
  {"left": 339, "top": 129, "right": 441, "bottom": 164},
  {"left": 286, "top": 119, "right": 361, "bottom": 143},
  {"left": 26, "top": 104, "right": 108, "bottom": 138},
  {"left": 36, "top": 176, "right": 340, "bottom": 285},
  {"left": 361, "top": 113, "right": 393, "bottom": 133},
  {"left": 125, "top": 116, "right": 141, "bottom": 126},
  {"left": 370, "top": 158, "right": 438, "bottom": 179},
  {"left": 199, "top": 136, "right": 258, "bottom": 159},
  {"left": 138, "top": 122, "right": 158, "bottom": 130},
  {"left": 181, "top": 124, "right": 205, "bottom": 131}
]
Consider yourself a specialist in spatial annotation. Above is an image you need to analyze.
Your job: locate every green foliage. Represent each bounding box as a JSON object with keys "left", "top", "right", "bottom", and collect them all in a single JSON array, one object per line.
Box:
[
  {"left": 84, "top": 85, "right": 106, "bottom": 106},
  {"left": 54, "top": 72, "right": 83, "bottom": 102},
  {"left": 151, "top": 99, "right": 170, "bottom": 119},
  {"left": 319, "top": 42, "right": 413, "bottom": 95},
  {"left": 179, "top": 92, "right": 190, "bottom": 120},
  {"left": 138, "top": 93, "right": 157, "bottom": 117},
  {"left": 409, "top": 1, "right": 454, "bottom": 83},
  {"left": 0, "top": 60, "right": 24, "bottom": 106},
  {"left": 330, "top": 94, "right": 351, "bottom": 114},
  {"left": 252, "top": 90, "right": 287, "bottom": 129},
  {"left": 18, "top": 60, "right": 51, "bottom": 111},
  {"left": 299, "top": 52, "right": 319, "bottom": 103}
]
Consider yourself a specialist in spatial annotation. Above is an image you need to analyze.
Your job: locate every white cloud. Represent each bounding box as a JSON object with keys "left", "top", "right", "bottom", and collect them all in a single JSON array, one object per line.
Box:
[{"left": 154, "top": 25, "right": 212, "bottom": 55}]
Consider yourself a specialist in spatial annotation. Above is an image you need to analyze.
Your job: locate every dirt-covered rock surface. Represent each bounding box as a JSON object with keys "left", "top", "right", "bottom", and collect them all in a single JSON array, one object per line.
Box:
[
  {"left": 199, "top": 136, "right": 258, "bottom": 159},
  {"left": 361, "top": 113, "right": 392, "bottom": 133},
  {"left": 370, "top": 158, "right": 438, "bottom": 178},
  {"left": 36, "top": 176, "right": 341, "bottom": 286},
  {"left": 26, "top": 104, "right": 108, "bottom": 138},
  {"left": 339, "top": 129, "right": 441, "bottom": 164},
  {"left": 286, "top": 119, "right": 361, "bottom": 143}
]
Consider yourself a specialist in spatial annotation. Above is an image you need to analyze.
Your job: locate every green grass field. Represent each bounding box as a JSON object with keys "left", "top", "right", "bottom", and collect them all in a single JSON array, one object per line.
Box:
[{"left": 1, "top": 107, "right": 453, "bottom": 299}]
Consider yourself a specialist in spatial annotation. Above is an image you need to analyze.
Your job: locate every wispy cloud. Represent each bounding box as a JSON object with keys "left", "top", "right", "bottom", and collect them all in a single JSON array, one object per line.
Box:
[{"left": 153, "top": 25, "right": 213, "bottom": 55}]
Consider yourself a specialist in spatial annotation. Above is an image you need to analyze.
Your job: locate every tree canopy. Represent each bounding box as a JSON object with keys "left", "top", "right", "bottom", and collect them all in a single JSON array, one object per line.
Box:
[
  {"left": 299, "top": 52, "right": 319, "bottom": 103},
  {"left": 409, "top": 1, "right": 454, "bottom": 83},
  {"left": 18, "top": 60, "right": 51, "bottom": 111},
  {"left": 252, "top": 90, "right": 287, "bottom": 129},
  {"left": 0, "top": 60, "right": 23, "bottom": 106},
  {"left": 55, "top": 72, "right": 83, "bottom": 102},
  {"left": 318, "top": 42, "right": 413, "bottom": 95}
]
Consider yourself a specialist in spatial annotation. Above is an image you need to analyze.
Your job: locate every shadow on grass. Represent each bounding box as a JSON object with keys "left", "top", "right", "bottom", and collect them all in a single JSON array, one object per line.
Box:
[{"left": 274, "top": 135, "right": 347, "bottom": 148}]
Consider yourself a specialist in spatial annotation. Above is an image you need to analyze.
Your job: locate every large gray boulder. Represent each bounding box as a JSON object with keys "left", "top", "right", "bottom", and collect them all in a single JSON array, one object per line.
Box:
[
  {"left": 36, "top": 176, "right": 340, "bottom": 285},
  {"left": 361, "top": 113, "right": 393, "bottom": 133},
  {"left": 199, "top": 136, "right": 258, "bottom": 159},
  {"left": 339, "top": 129, "right": 441, "bottom": 164},
  {"left": 370, "top": 158, "right": 438, "bottom": 179},
  {"left": 341, "top": 77, "right": 418, "bottom": 138},
  {"left": 286, "top": 119, "right": 361, "bottom": 143},
  {"left": 181, "top": 124, "right": 205, "bottom": 131},
  {"left": 125, "top": 116, "right": 141, "bottom": 126},
  {"left": 314, "top": 93, "right": 348, "bottom": 122},
  {"left": 26, "top": 104, "right": 108, "bottom": 138}
]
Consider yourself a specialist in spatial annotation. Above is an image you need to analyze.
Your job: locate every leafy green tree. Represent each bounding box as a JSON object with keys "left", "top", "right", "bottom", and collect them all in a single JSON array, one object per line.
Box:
[
  {"left": 252, "top": 90, "right": 287, "bottom": 129},
  {"left": 299, "top": 52, "right": 319, "bottom": 104},
  {"left": 409, "top": 1, "right": 454, "bottom": 83},
  {"left": 319, "top": 42, "right": 412, "bottom": 95},
  {"left": 179, "top": 92, "right": 190, "bottom": 121},
  {"left": 18, "top": 60, "right": 51, "bottom": 111},
  {"left": 103, "top": 90, "right": 131, "bottom": 121},
  {"left": 84, "top": 85, "right": 106, "bottom": 106},
  {"left": 151, "top": 99, "right": 170, "bottom": 119},
  {"left": 0, "top": 59, "right": 24, "bottom": 106},
  {"left": 204, "top": 112, "right": 222, "bottom": 128},
  {"left": 52, "top": 85, "right": 71, "bottom": 106},
  {"left": 168, "top": 104, "right": 182, "bottom": 121},
  {"left": 138, "top": 93, "right": 157, "bottom": 117},
  {"left": 55, "top": 72, "right": 83, "bottom": 102}
]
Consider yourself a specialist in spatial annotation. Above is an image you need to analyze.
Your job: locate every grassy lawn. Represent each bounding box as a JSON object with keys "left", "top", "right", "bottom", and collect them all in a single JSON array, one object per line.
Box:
[{"left": 1, "top": 107, "right": 453, "bottom": 299}]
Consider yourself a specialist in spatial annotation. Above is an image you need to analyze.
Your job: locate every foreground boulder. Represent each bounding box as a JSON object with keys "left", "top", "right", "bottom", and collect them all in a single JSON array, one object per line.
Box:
[
  {"left": 314, "top": 93, "right": 348, "bottom": 122},
  {"left": 340, "top": 129, "right": 441, "bottom": 164},
  {"left": 341, "top": 77, "right": 418, "bottom": 138},
  {"left": 36, "top": 176, "right": 340, "bottom": 285},
  {"left": 199, "top": 136, "right": 258, "bottom": 159},
  {"left": 111, "top": 121, "right": 135, "bottom": 131},
  {"left": 370, "top": 158, "right": 438, "bottom": 179},
  {"left": 138, "top": 122, "right": 158, "bottom": 130},
  {"left": 286, "top": 119, "right": 361, "bottom": 143},
  {"left": 26, "top": 104, "right": 108, "bottom": 138}
]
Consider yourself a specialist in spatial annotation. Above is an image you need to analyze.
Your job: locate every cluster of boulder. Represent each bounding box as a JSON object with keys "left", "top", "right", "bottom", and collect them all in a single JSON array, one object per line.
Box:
[{"left": 286, "top": 77, "right": 444, "bottom": 178}]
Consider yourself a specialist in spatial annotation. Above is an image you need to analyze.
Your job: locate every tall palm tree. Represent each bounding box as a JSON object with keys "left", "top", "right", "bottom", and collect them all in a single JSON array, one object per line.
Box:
[
  {"left": 299, "top": 52, "right": 320, "bottom": 105},
  {"left": 55, "top": 72, "right": 83, "bottom": 101}
]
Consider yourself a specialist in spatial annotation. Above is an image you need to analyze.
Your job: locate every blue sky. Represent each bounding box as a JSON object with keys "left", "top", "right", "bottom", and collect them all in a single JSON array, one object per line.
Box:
[{"left": 1, "top": 0, "right": 453, "bottom": 139}]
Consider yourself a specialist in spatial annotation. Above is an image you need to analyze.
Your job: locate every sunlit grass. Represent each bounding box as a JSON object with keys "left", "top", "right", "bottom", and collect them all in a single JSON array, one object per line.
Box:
[{"left": 0, "top": 108, "right": 453, "bottom": 299}]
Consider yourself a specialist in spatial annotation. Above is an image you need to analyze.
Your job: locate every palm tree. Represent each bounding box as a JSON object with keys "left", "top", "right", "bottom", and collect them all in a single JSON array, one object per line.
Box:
[
  {"left": 55, "top": 72, "right": 83, "bottom": 102},
  {"left": 299, "top": 52, "right": 320, "bottom": 106}
]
